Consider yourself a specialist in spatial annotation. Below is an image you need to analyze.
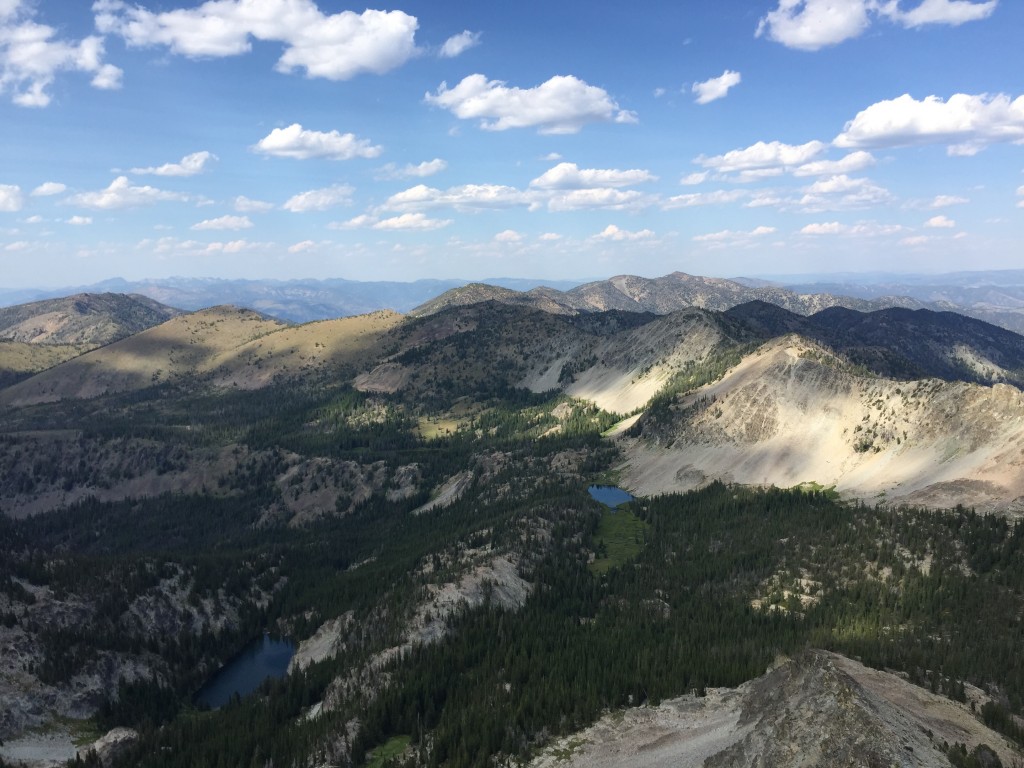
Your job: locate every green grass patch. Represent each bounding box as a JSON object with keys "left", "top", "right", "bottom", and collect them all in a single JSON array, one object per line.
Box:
[
  {"left": 589, "top": 507, "right": 648, "bottom": 575},
  {"left": 366, "top": 735, "right": 411, "bottom": 768}
]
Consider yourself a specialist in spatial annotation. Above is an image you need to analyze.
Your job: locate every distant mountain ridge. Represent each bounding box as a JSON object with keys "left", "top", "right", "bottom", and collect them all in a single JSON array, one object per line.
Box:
[
  {"left": 0, "top": 292, "right": 181, "bottom": 347},
  {"left": 411, "top": 271, "right": 944, "bottom": 320},
  {"left": 0, "top": 276, "right": 583, "bottom": 324}
]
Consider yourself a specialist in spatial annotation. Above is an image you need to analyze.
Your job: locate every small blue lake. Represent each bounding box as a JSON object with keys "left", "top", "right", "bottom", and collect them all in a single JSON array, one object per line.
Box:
[
  {"left": 588, "top": 485, "right": 635, "bottom": 509},
  {"left": 195, "top": 634, "right": 295, "bottom": 710}
]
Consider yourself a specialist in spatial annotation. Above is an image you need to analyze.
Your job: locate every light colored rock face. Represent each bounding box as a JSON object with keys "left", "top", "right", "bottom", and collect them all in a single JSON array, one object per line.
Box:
[
  {"left": 289, "top": 613, "right": 354, "bottom": 674},
  {"left": 531, "top": 651, "right": 1018, "bottom": 768},
  {"left": 621, "top": 337, "right": 1024, "bottom": 513}
]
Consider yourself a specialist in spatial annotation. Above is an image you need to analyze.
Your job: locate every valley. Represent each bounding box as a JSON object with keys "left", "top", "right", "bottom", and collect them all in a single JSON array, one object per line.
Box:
[{"left": 1, "top": 283, "right": 1023, "bottom": 768}]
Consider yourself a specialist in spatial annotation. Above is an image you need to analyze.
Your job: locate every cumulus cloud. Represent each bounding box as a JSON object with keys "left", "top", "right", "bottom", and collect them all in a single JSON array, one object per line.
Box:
[
  {"left": 203, "top": 239, "right": 254, "bottom": 254},
  {"left": 800, "top": 220, "right": 906, "bottom": 235},
  {"left": 234, "top": 195, "right": 274, "bottom": 213},
  {"left": 925, "top": 214, "right": 956, "bottom": 228},
  {"left": 530, "top": 162, "right": 656, "bottom": 190},
  {"left": 835, "top": 92, "right": 1024, "bottom": 156},
  {"left": 254, "top": 124, "right": 381, "bottom": 160},
  {"left": 594, "top": 224, "right": 655, "bottom": 241},
  {"left": 425, "top": 73, "right": 637, "bottom": 134},
  {"left": 680, "top": 172, "right": 709, "bottom": 185},
  {"left": 331, "top": 214, "right": 378, "bottom": 230},
  {"left": 698, "top": 140, "right": 826, "bottom": 172},
  {"left": 373, "top": 213, "right": 451, "bottom": 230},
  {"left": 792, "top": 151, "right": 876, "bottom": 176},
  {"left": 879, "top": 0, "right": 997, "bottom": 28},
  {"left": 756, "top": 0, "right": 872, "bottom": 50},
  {"left": 282, "top": 184, "right": 353, "bottom": 212},
  {"left": 382, "top": 183, "right": 532, "bottom": 212},
  {"left": 0, "top": 183, "right": 23, "bottom": 211},
  {"left": 799, "top": 174, "right": 893, "bottom": 211},
  {"left": 546, "top": 188, "right": 651, "bottom": 212},
  {"left": 693, "top": 226, "right": 776, "bottom": 243},
  {"left": 377, "top": 158, "right": 448, "bottom": 179},
  {"left": 692, "top": 70, "right": 741, "bottom": 105},
  {"left": 929, "top": 194, "right": 970, "bottom": 207},
  {"left": 31, "top": 181, "right": 66, "bottom": 196},
  {"left": 95, "top": 0, "right": 418, "bottom": 81},
  {"left": 192, "top": 214, "right": 253, "bottom": 230},
  {"left": 439, "top": 30, "right": 480, "bottom": 58},
  {"left": 539, "top": 233, "right": 562, "bottom": 241},
  {"left": 67, "top": 176, "right": 187, "bottom": 209},
  {"left": 756, "top": 0, "right": 996, "bottom": 51},
  {"left": 288, "top": 240, "right": 317, "bottom": 253},
  {"left": 494, "top": 229, "right": 523, "bottom": 243},
  {"left": 663, "top": 189, "right": 748, "bottom": 209},
  {"left": 67, "top": 215, "right": 92, "bottom": 225},
  {"left": 1, "top": 2, "right": 123, "bottom": 107},
  {"left": 131, "top": 151, "right": 217, "bottom": 176}
]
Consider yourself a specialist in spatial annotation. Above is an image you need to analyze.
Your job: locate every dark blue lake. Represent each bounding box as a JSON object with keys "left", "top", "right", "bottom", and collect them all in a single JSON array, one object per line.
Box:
[
  {"left": 588, "top": 485, "right": 635, "bottom": 509},
  {"left": 195, "top": 634, "right": 295, "bottom": 710}
]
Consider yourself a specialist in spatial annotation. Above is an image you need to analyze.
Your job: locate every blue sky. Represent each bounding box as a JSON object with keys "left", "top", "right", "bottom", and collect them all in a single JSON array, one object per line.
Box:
[{"left": 1, "top": 0, "right": 1022, "bottom": 288}]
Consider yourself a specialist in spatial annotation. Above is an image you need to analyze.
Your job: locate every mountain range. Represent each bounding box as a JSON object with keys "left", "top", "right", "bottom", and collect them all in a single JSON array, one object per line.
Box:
[{"left": 3, "top": 278, "right": 1024, "bottom": 767}]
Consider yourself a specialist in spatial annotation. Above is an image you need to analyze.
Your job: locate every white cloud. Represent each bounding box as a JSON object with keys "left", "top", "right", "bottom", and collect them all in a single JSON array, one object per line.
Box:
[
  {"left": 1, "top": 3, "right": 123, "bottom": 107},
  {"left": 282, "top": 184, "right": 353, "bottom": 212},
  {"left": 67, "top": 176, "right": 187, "bottom": 209},
  {"left": 756, "top": 0, "right": 995, "bottom": 51},
  {"left": 31, "top": 181, "right": 65, "bottom": 196},
  {"left": 694, "top": 226, "right": 776, "bottom": 243},
  {"left": 234, "top": 195, "right": 274, "bottom": 213},
  {"left": 925, "top": 214, "right": 956, "bottom": 228},
  {"left": 835, "top": 93, "right": 1024, "bottom": 155},
  {"left": 756, "top": 0, "right": 872, "bottom": 50},
  {"left": 879, "top": 0, "right": 997, "bottom": 28},
  {"left": 542, "top": 152, "right": 563, "bottom": 162},
  {"left": 67, "top": 215, "right": 92, "bottom": 225},
  {"left": 425, "top": 73, "right": 637, "bottom": 134},
  {"left": 800, "top": 220, "right": 906, "bottom": 235},
  {"left": 192, "top": 214, "right": 253, "bottom": 230},
  {"left": 0, "top": 183, "right": 23, "bottom": 211},
  {"left": 25, "top": 214, "right": 43, "bottom": 223},
  {"left": 331, "top": 214, "right": 378, "bottom": 230},
  {"left": 680, "top": 172, "right": 709, "bottom": 185},
  {"left": 698, "top": 140, "right": 826, "bottom": 172},
  {"left": 799, "top": 174, "right": 893, "bottom": 211},
  {"left": 4, "top": 241, "right": 30, "bottom": 251},
  {"left": 530, "top": 162, "right": 656, "bottom": 190},
  {"left": 131, "top": 150, "right": 216, "bottom": 176},
  {"left": 374, "top": 213, "right": 451, "bottom": 230},
  {"left": 594, "top": 224, "right": 655, "bottom": 241},
  {"left": 901, "top": 235, "right": 932, "bottom": 246},
  {"left": 382, "top": 183, "right": 532, "bottom": 212},
  {"left": 377, "top": 158, "right": 447, "bottom": 179},
  {"left": 692, "top": 70, "right": 741, "bottom": 105},
  {"left": 663, "top": 189, "right": 747, "bottom": 209},
  {"left": 204, "top": 239, "right": 254, "bottom": 254},
  {"left": 792, "top": 151, "right": 876, "bottom": 177},
  {"left": 288, "top": 240, "right": 317, "bottom": 253},
  {"left": 494, "top": 229, "right": 523, "bottom": 242},
  {"left": 95, "top": 1, "right": 418, "bottom": 81},
  {"left": 539, "top": 232, "right": 562, "bottom": 241},
  {"left": 929, "top": 194, "right": 970, "bottom": 207},
  {"left": 253, "top": 124, "right": 381, "bottom": 160},
  {"left": 439, "top": 30, "right": 480, "bottom": 58},
  {"left": 546, "top": 188, "right": 651, "bottom": 212}
]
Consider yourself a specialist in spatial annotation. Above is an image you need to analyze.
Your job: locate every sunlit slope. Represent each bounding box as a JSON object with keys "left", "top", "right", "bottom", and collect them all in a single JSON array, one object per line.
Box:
[
  {"left": 621, "top": 335, "right": 1024, "bottom": 512},
  {"left": 0, "top": 341, "right": 90, "bottom": 388},
  {"left": 0, "top": 307, "right": 403, "bottom": 406},
  {"left": 356, "top": 302, "right": 752, "bottom": 414}
]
